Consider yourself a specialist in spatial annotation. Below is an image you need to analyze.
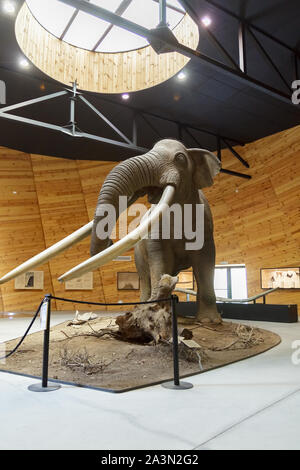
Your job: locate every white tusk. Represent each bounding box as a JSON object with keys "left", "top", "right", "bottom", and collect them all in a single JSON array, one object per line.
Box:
[
  {"left": 58, "top": 185, "right": 176, "bottom": 283},
  {"left": 0, "top": 221, "right": 93, "bottom": 285}
]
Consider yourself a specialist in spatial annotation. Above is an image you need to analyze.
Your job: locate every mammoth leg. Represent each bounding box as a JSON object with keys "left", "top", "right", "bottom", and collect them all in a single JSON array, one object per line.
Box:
[
  {"left": 148, "top": 241, "right": 174, "bottom": 300},
  {"left": 134, "top": 242, "right": 151, "bottom": 301},
  {"left": 193, "top": 243, "right": 222, "bottom": 324}
]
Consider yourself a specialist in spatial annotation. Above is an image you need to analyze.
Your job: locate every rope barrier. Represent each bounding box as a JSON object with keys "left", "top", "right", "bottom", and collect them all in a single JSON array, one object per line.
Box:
[
  {"left": 48, "top": 294, "right": 173, "bottom": 307},
  {"left": 1, "top": 293, "right": 191, "bottom": 391},
  {"left": 0, "top": 299, "right": 44, "bottom": 360},
  {"left": 0, "top": 295, "right": 172, "bottom": 361}
]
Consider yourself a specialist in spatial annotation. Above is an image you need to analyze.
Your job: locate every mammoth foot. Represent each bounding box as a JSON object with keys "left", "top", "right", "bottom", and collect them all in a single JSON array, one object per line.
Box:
[{"left": 196, "top": 310, "right": 222, "bottom": 325}]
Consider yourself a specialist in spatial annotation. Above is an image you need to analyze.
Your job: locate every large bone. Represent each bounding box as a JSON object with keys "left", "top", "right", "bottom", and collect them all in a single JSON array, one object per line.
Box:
[
  {"left": 58, "top": 185, "right": 176, "bottom": 283},
  {"left": 0, "top": 221, "right": 93, "bottom": 285}
]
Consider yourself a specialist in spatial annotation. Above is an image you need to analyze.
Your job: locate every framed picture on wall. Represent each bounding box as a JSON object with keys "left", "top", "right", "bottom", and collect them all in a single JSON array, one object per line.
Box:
[
  {"left": 15, "top": 271, "right": 44, "bottom": 290},
  {"left": 261, "top": 267, "right": 300, "bottom": 289},
  {"left": 176, "top": 271, "right": 195, "bottom": 290},
  {"left": 65, "top": 272, "right": 93, "bottom": 290},
  {"left": 117, "top": 272, "right": 140, "bottom": 290}
]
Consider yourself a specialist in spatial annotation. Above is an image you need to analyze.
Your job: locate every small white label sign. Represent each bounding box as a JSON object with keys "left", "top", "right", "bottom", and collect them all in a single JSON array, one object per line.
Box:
[{"left": 40, "top": 301, "right": 48, "bottom": 331}]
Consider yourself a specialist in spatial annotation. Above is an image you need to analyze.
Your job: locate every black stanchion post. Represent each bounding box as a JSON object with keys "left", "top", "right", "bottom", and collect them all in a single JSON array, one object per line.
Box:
[
  {"left": 28, "top": 295, "right": 61, "bottom": 393},
  {"left": 162, "top": 295, "right": 193, "bottom": 390},
  {"left": 171, "top": 295, "right": 180, "bottom": 386}
]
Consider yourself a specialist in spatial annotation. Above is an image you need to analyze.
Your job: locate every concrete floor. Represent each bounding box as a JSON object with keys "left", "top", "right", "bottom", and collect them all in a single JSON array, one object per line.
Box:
[{"left": 0, "top": 313, "right": 300, "bottom": 450}]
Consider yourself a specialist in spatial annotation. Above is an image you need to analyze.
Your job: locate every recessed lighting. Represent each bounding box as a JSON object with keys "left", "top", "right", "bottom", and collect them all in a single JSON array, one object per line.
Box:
[
  {"left": 19, "top": 58, "right": 30, "bottom": 68},
  {"left": 3, "top": 1, "right": 15, "bottom": 14},
  {"left": 201, "top": 16, "right": 212, "bottom": 27},
  {"left": 122, "top": 93, "right": 130, "bottom": 100},
  {"left": 177, "top": 72, "right": 186, "bottom": 81}
]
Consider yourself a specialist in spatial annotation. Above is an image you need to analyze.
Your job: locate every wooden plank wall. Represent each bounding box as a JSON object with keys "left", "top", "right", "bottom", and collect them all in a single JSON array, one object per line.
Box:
[
  {"left": 31, "top": 155, "right": 106, "bottom": 311},
  {"left": 0, "top": 123, "right": 299, "bottom": 312},
  {"left": 205, "top": 126, "right": 300, "bottom": 309},
  {"left": 0, "top": 286, "right": 4, "bottom": 312},
  {"left": 0, "top": 149, "right": 55, "bottom": 311}
]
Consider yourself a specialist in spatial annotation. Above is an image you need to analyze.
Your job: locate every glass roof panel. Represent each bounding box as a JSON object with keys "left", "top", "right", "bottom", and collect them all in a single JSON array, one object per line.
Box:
[
  {"left": 64, "top": 11, "right": 110, "bottom": 50},
  {"left": 165, "top": 6, "right": 185, "bottom": 28},
  {"left": 122, "top": 0, "right": 159, "bottom": 30},
  {"left": 96, "top": 26, "right": 148, "bottom": 52},
  {"left": 26, "top": 0, "right": 76, "bottom": 38},
  {"left": 91, "top": 0, "right": 124, "bottom": 9},
  {"left": 26, "top": 0, "right": 185, "bottom": 53},
  {"left": 165, "top": 0, "right": 185, "bottom": 11}
]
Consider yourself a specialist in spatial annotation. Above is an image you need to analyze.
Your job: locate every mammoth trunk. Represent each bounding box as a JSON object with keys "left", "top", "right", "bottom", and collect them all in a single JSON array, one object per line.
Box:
[{"left": 90, "top": 153, "right": 158, "bottom": 257}]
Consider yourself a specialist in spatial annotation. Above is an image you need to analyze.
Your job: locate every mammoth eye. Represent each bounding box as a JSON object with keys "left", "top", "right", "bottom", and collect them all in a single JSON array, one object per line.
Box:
[{"left": 174, "top": 152, "right": 187, "bottom": 166}]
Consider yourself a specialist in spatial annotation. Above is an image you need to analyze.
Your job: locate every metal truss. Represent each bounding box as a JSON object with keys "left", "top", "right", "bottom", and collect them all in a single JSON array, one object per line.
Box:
[
  {"left": 0, "top": 81, "right": 148, "bottom": 154},
  {"left": 179, "top": 0, "right": 299, "bottom": 101},
  {"left": 0, "top": 80, "right": 251, "bottom": 179},
  {"left": 58, "top": 0, "right": 299, "bottom": 108}
]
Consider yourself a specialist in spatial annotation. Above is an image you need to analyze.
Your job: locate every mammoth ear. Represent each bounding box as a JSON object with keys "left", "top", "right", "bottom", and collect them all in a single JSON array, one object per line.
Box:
[{"left": 188, "top": 148, "right": 221, "bottom": 188}]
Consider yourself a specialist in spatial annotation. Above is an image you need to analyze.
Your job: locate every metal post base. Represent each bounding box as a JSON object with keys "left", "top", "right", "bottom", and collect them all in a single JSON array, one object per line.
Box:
[
  {"left": 162, "top": 381, "right": 193, "bottom": 390},
  {"left": 28, "top": 382, "right": 61, "bottom": 392}
]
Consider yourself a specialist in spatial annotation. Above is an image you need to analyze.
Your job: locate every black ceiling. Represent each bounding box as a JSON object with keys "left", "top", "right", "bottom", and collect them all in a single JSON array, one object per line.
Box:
[{"left": 0, "top": 0, "right": 299, "bottom": 163}]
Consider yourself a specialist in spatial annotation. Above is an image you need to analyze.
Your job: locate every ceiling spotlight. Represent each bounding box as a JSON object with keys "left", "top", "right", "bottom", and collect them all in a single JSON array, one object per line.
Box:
[
  {"left": 201, "top": 16, "right": 212, "bottom": 27},
  {"left": 177, "top": 72, "right": 186, "bottom": 81},
  {"left": 3, "top": 1, "right": 15, "bottom": 14},
  {"left": 19, "top": 58, "right": 30, "bottom": 68},
  {"left": 122, "top": 93, "right": 130, "bottom": 100}
]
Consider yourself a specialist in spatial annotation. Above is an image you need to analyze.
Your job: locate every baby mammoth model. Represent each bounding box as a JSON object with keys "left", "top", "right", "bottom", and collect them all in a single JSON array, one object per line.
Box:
[{"left": 0, "top": 139, "right": 222, "bottom": 331}]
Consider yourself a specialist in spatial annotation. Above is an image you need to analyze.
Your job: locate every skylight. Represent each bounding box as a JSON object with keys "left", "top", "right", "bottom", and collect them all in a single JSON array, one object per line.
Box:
[{"left": 26, "top": 0, "right": 186, "bottom": 53}]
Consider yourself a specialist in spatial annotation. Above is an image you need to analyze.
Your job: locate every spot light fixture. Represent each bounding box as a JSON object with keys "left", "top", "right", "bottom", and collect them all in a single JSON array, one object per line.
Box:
[
  {"left": 177, "top": 72, "right": 186, "bottom": 81},
  {"left": 19, "top": 57, "right": 30, "bottom": 68},
  {"left": 122, "top": 93, "right": 130, "bottom": 100},
  {"left": 3, "top": 1, "right": 15, "bottom": 14},
  {"left": 201, "top": 16, "right": 212, "bottom": 27}
]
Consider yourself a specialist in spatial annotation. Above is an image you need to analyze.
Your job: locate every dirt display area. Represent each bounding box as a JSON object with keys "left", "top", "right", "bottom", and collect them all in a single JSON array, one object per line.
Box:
[{"left": 0, "top": 315, "right": 281, "bottom": 392}]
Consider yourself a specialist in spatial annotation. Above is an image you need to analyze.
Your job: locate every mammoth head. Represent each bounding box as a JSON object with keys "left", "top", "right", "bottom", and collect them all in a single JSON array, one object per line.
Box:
[
  {"left": 87, "top": 139, "right": 220, "bottom": 257},
  {"left": 151, "top": 139, "right": 221, "bottom": 192}
]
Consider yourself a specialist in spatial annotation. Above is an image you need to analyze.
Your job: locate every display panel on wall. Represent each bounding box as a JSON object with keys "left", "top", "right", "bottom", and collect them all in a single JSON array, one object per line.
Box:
[
  {"left": 15, "top": 271, "right": 44, "bottom": 290},
  {"left": 261, "top": 268, "right": 300, "bottom": 289},
  {"left": 65, "top": 272, "right": 93, "bottom": 290},
  {"left": 117, "top": 272, "right": 140, "bottom": 291},
  {"left": 177, "top": 271, "right": 195, "bottom": 290}
]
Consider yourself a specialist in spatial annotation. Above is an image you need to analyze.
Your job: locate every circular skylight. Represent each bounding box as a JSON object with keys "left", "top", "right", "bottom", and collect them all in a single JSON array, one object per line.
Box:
[{"left": 25, "top": 0, "right": 186, "bottom": 53}]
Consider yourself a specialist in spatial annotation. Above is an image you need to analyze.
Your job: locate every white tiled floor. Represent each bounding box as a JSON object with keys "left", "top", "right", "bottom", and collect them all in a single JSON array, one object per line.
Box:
[{"left": 0, "top": 313, "right": 300, "bottom": 450}]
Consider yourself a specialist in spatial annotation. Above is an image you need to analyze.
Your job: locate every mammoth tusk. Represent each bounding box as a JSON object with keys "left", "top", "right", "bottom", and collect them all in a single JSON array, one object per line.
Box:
[
  {"left": 58, "top": 185, "right": 176, "bottom": 283},
  {"left": 0, "top": 221, "right": 93, "bottom": 285}
]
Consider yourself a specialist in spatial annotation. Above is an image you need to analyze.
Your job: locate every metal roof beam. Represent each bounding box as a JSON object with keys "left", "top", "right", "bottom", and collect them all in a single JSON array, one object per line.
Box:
[
  {"left": 199, "top": 0, "right": 300, "bottom": 58},
  {"left": 59, "top": 0, "right": 299, "bottom": 109}
]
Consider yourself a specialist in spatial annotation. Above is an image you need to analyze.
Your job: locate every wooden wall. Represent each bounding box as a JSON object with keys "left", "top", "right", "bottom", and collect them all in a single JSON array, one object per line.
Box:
[
  {"left": 206, "top": 125, "right": 300, "bottom": 309},
  {"left": 0, "top": 123, "right": 299, "bottom": 312}
]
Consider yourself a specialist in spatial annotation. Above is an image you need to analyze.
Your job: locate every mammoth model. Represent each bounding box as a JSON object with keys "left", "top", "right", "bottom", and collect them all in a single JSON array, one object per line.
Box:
[{"left": 0, "top": 139, "right": 222, "bottom": 326}]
